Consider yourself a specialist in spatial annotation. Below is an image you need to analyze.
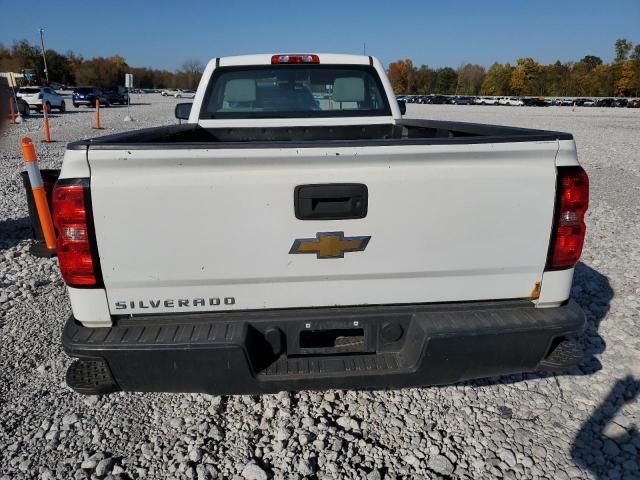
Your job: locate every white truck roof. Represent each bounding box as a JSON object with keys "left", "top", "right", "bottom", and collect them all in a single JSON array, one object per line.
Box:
[{"left": 215, "top": 53, "right": 372, "bottom": 68}]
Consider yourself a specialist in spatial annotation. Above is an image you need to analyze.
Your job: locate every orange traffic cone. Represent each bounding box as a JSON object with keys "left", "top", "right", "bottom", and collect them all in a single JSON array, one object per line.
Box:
[{"left": 21, "top": 137, "right": 56, "bottom": 253}]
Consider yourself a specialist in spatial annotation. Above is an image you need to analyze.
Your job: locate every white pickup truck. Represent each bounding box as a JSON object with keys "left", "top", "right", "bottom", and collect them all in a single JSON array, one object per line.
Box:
[{"left": 54, "top": 53, "right": 588, "bottom": 395}]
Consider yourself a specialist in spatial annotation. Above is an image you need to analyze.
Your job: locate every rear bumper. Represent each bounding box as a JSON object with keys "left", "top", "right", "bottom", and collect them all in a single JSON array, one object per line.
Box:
[{"left": 62, "top": 299, "right": 585, "bottom": 395}]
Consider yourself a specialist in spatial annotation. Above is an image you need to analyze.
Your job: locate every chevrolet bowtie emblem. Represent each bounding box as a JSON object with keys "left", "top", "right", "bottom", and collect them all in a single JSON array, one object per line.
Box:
[{"left": 290, "top": 232, "right": 371, "bottom": 259}]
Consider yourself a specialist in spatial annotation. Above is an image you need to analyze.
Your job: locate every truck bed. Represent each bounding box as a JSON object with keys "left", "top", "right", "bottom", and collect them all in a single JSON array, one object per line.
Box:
[{"left": 67, "top": 119, "right": 572, "bottom": 149}]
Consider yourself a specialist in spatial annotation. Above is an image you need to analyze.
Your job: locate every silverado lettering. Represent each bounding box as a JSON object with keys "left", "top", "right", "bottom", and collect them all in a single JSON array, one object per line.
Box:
[{"left": 114, "top": 297, "right": 235, "bottom": 310}]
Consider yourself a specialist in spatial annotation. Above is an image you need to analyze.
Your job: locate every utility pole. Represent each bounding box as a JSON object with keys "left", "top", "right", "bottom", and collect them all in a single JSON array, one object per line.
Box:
[{"left": 39, "top": 28, "right": 49, "bottom": 85}]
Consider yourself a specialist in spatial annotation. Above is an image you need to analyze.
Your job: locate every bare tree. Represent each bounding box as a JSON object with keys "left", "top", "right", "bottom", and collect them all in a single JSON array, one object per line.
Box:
[{"left": 179, "top": 59, "right": 204, "bottom": 90}]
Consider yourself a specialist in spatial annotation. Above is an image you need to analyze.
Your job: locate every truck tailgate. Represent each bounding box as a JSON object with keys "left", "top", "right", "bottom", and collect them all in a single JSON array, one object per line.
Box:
[{"left": 87, "top": 141, "right": 559, "bottom": 315}]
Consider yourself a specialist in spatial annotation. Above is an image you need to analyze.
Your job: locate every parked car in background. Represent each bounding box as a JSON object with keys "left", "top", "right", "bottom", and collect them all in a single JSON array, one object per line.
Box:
[
  {"left": 613, "top": 98, "right": 628, "bottom": 108},
  {"left": 547, "top": 98, "right": 566, "bottom": 106},
  {"left": 73, "top": 87, "right": 110, "bottom": 107},
  {"left": 498, "top": 97, "right": 525, "bottom": 106},
  {"left": 573, "top": 98, "right": 595, "bottom": 107},
  {"left": 627, "top": 99, "right": 640, "bottom": 108},
  {"left": 49, "top": 82, "right": 67, "bottom": 90},
  {"left": 474, "top": 96, "right": 499, "bottom": 105},
  {"left": 449, "top": 96, "right": 474, "bottom": 105},
  {"left": 161, "top": 89, "right": 180, "bottom": 96},
  {"left": 595, "top": 98, "right": 614, "bottom": 107},
  {"left": 16, "top": 86, "right": 66, "bottom": 112},
  {"left": 175, "top": 90, "right": 196, "bottom": 99},
  {"left": 523, "top": 98, "right": 547, "bottom": 107},
  {"left": 104, "top": 88, "right": 129, "bottom": 105},
  {"left": 428, "top": 95, "right": 449, "bottom": 104}
]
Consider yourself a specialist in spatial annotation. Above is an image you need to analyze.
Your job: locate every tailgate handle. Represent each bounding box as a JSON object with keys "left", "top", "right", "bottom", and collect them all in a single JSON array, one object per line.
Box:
[{"left": 295, "top": 184, "right": 368, "bottom": 220}]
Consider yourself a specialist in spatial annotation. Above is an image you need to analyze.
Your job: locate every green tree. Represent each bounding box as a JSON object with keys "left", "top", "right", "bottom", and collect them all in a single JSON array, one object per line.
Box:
[
  {"left": 481, "top": 63, "right": 513, "bottom": 95},
  {"left": 130, "top": 67, "right": 161, "bottom": 88},
  {"left": 545, "top": 61, "right": 571, "bottom": 96},
  {"left": 511, "top": 58, "right": 542, "bottom": 95},
  {"left": 75, "top": 55, "right": 129, "bottom": 88},
  {"left": 631, "top": 45, "right": 640, "bottom": 64},
  {"left": 412, "top": 65, "right": 435, "bottom": 94},
  {"left": 614, "top": 39, "right": 633, "bottom": 63},
  {"left": 10, "top": 40, "right": 40, "bottom": 69},
  {"left": 594, "top": 64, "right": 614, "bottom": 96},
  {"left": 43, "top": 49, "right": 75, "bottom": 85},
  {"left": 456, "top": 64, "right": 486, "bottom": 95},
  {"left": 434, "top": 67, "right": 457, "bottom": 94},
  {"left": 579, "top": 55, "right": 603, "bottom": 71},
  {"left": 571, "top": 59, "right": 599, "bottom": 96}
]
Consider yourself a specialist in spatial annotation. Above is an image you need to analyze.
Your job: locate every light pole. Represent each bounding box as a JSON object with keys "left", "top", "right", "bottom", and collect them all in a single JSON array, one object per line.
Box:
[{"left": 39, "top": 28, "right": 49, "bottom": 85}]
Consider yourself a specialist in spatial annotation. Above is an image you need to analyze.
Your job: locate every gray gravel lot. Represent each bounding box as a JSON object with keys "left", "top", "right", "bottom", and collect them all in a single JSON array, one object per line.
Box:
[{"left": 1, "top": 99, "right": 639, "bottom": 479}]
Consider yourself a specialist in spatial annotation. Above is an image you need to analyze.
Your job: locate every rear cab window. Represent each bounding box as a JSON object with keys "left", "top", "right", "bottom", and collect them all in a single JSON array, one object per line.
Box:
[{"left": 200, "top": 65, "right": 390, "bottom": 119}]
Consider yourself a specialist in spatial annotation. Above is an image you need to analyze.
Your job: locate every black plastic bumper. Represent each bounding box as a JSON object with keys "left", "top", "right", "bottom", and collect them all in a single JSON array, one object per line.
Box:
[{"left": 62, "top": 299, "right": 585, "bottom": 394}]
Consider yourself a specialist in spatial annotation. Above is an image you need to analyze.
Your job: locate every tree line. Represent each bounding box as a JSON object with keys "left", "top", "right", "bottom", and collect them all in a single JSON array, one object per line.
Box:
[
  {"left": 0, "top": 40, "right": 204, "bottom": 89},
  {"left": 388, "top": 39, "right": 640, "bottom": 97}
]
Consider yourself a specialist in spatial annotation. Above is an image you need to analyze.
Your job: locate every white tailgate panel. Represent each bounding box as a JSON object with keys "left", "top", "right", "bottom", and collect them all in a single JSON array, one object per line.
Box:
[{"left": 88, "top": 142, "right": 558, "bottom": 315}]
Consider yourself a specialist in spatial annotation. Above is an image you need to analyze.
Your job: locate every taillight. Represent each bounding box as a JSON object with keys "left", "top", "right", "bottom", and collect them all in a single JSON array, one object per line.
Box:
[
  {"left": 271, "top": 54, "right": 320, "bottom": 64},
  {"left": 52, "top": 179, "right": 101, "bottom": 287},
  {"left": 546, "top": 166, "right": 589, "bottom": 270}
]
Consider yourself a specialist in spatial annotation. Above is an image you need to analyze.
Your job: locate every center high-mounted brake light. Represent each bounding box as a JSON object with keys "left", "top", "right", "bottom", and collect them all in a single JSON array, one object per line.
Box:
[
  {"left": 546, "top": 166, "right": 589, "bottom": 270},
  {"left": 52, "top": 179, "right": 101, "bottom": 287},
  {"left": 271, "top": 54, "right": 320, "bottom": 64}
]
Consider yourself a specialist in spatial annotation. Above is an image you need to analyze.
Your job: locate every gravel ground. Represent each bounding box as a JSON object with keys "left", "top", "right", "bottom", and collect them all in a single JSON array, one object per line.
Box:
[{"left": 1, "top": 99, "right": 639, "bottom": 480}]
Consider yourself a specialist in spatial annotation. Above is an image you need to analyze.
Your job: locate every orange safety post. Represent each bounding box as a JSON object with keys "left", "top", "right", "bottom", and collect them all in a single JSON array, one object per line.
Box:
[
  {"left": 94, "top": 99, "right": 103, "bottom": 129},
  {"left": 9, "top": 97, "right": 16, "bottom": 124},
  {"left": 43, "top": 103, "right": 52, "bottom": 142},
  {"left": 21, "top": 137, "right": 56, "bottom": 251}
]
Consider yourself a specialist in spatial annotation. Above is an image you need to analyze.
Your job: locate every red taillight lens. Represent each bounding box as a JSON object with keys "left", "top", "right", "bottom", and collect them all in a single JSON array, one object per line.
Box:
[
  {"left": 271, "top": 54, "right": 320, "bottom": 64},
  {"left": 546, "top": 166, "right": 589, "bottom": 270},
  {"left": 52, "top": 180, "right": 100, "bottom": 287}
]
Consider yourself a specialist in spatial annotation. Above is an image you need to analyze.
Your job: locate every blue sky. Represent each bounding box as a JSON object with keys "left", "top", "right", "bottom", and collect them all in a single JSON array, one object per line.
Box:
[{"left": 1, "top": 0, "right": 639, "bottom": 70}]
